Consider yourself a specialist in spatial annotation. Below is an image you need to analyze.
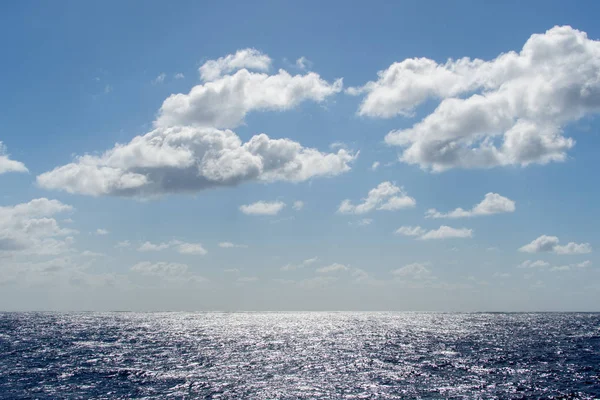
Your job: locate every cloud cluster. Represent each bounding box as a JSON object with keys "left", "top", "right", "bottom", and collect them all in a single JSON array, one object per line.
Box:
[
  {"left": 350, "top": 26, "right": 600, "bottom": 171},
  {"left": 338, "top": 182, "right": 416, "bottom": 214},
  {"left": 0, "top": 198, "right": 75, "bottom": 255},
  {"left": 37, "top": 127, "right": 355, "bottom": 197},
  {"left": 426, "top": 193, "right": 515, "bottom": 218},
  {"left": 0, "top": 142, "right": 27, "bottom": 174},
  {"left": 395, "top": 225, "right": 473, "bottom": 240},
  {"left": 240, "top": 200, "right": 286, "bottom": 216},
  {"left": 37, "top": 48, "right": 352, "bottom": 198},
  {"left": 519, "top": 235, "right": 591, "bottom": 254}
]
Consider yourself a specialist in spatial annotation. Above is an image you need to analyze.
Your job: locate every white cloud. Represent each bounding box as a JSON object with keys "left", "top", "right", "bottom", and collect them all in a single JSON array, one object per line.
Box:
[
  {"left": 174, "top": 73, "right": 185, "bottom": 79},
  {"left": 37, "top": 50, "right": 351, "bottom": 197},
  {"left": 37, "top": 127, "right": 355, "bottom": 197},
  {"left": 280, "top": 257, "right": 318, "bottom": 271},
  {"left": 350, "top": 26, "right": 600, "bottom": 171},
  {"left": 152, "top": 73, "right": 166, "bottom": 84},
  {"left": 174, "top": 241, "right": 207, "bottom": 255},
  {"left": 130, "top": 261, "right": 207, "bottom": 283},
  {"left": 292, "top": 200, "right": 304, "bottom": 211},
  {"left": 199, "top": 48, "right": 271, "bottom": 81},
  {"left": 316, "top": 263, "right": 349, "bottom": 274},
  {"left": 137, "top": 241, "right": 170, "bottom": 252},
  {"left": 395, "top": 226, "right": 427, "bottom": 237},
  {"left": 426, "top": 193, "right": 515, "bottom": 218},
  {"left": 136, "top": 240, "right": 207, "bottom": 255},
  {"left": 240, "top": 201, "right": 286, "bottom": 216},
  {"left": 115, "top": 240, "right": 131, "bottom": 248},
  {"left": 355, "top": 218, "right": 373, "bottom": 226},
  {"left": 517, "top": 260, "right": 550, "bottom": 269},
  {"left": 0, "top": 142, "right": 27, "bottom": 174},
  {"left": 0, "top": 198, "right": 75, "bottom": 255},
  {"left": 219, "top": 242, "right": 248, "bottom": 248},
  {"left": 493, "top": 272, "right": 511, "bottom": 278},
  {"left": 391, "top": 262, "right": 433, "bottom": 280},
  {"left": 519, "top": 235, "right": 592, "bottom": 254},
  {"left": 157, "top": 69, "right": 343, "bottom": 129},
  {"left": 371, "top": 161, "right": 380, "bottom": 171},
  {"left": 131, "top": 261, "right": 188, "bottom": 277},
  {"left": 151, "top": 49, "right": 340, "bottom": 129},
  {"left": 554, "top": 242, "right": 592, "bottom": 255},
  {"left": 95, "top": 228, "right": 109, "bottom": 235},
  {"left": 420, "top": 226, "right": 473, "bottom": 240},
  {"left": 295, "top": 56, "right": 313, "bottom": 70},
  {"left": 338, "top": 182, "right": 416, "bottom": 214},
  {"left": 551, "top": 260, "right": 591, "bottom": 271},
  {"left": 395, "top": 225, "right": 472, "bottom": 240}
]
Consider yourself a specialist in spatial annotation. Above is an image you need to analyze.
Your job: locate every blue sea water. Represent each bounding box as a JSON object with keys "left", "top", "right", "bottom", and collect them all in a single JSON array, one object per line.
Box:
[{"left": 0, "top": 312, "right": 599, "bottom": 399}]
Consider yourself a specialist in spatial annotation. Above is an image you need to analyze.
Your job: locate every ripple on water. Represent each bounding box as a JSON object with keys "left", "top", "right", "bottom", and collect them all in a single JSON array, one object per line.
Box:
[{"left": 0, "top": 312, "right": 599, "bottom": 399}]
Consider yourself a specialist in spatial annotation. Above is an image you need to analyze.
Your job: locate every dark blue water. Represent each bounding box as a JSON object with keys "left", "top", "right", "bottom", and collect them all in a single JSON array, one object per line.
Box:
[{"left": 1, "top": 313, "right": 599, "bottom": 399}]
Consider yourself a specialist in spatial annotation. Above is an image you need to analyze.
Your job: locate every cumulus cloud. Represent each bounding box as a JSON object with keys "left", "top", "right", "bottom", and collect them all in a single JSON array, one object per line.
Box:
[
  {"left": 0, "top": 198, "right": 75, "bottom": 255},
  {"left": 391, "top": 262, "right": 433, "bottom": 280},
  {"left": 37, "top": 49, "right": 352, "bottom": 198},
  {"left": 554, "top": 242, "right": 592, "bottom": 255},
  {"left": 371, "top": 161, "right": 380, "bottom": 171},
  {"left": 240, "top": 200, "right": 286, "bottom": 216},
  {"left": 280, "top": 257, "right": 318, "bottom": 271},
  {"left": 152, "top": 73, "right": 166, "bottom": 85},
  {"left": 316, "top": 263, "right": 349, "bottom": 274},
  {"left": 292, "top": 200, "right": 304, "bottom": 211},
  {"left": 517, "top": 260, "right": 550, "bottom": 269},
  {"left": 0, "top": 142, "right": 27, "bottom": 174},
  {"left": 551, "top": 260, "right": 591, "bottom": 271},
  {"left": 175, "top": 242, "right": 207, "bottom": 255},
  {"left": 426, "top": 193, "right": 515, "bottom": 218},
  {"left": 130, "top": 261, "right": 207, "bottom": 283},
  {"left": 394, "top": 226, "right": 427, "bottom": 237},
  {"left": 395, "top": 225, "right": 473, "bottom": 240},
  {"left": 137, "top": 241, "right": 170, "bottom": 252},
  {"left": 295, "top": 56, "right": 313, "bottom": 70},
  {"left": 158, "top": 67, "right": 342, "bottom": 129},
  {"left": 95, "top": 228, "right": 109, "bottom": 235},
  {"left": 199, "top": 48, "right": 271, "bottom": 81},
  {"left": 115, "top": 240, "right": 131, "bottom": 248},
  {"left": 219, "top": 242, "right": 248, "bottom": 248},
  {"left": 174, "top": 73, "right": 185, "bottom": 79},
  {"left": 131, "top": 261, "right": 188, "bottom": 276},
  {"left": 37, "top": 127, "right": 355, "bottom": 197},
  {"left": 519, "top": 235, "right": 591, "bottom": 254},
  {"left": 350, "top": 26, "right": 600, "bottom": 171},
  {"left": 137, "top": 240, "right": 207, "bottom": 255},
  {"left": 338, "top": 182, "right": 416, "bottom": 214}
]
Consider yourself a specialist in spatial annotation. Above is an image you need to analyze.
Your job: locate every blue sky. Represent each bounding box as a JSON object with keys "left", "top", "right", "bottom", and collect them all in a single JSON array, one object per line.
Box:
[{"left": 1, "top": 1, "right": 600, "bottom": 311}]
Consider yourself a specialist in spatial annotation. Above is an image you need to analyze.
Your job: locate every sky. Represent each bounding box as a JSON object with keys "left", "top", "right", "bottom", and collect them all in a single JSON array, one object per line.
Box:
[{"left": 1, "top": 0, "right": 600, "bottom": 311}]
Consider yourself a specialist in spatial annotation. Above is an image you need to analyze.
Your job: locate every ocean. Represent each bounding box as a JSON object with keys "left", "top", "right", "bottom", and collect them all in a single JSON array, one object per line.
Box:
[{"left": 1, "top": 312, "right": 599, "bottom": 399}]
